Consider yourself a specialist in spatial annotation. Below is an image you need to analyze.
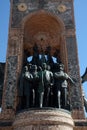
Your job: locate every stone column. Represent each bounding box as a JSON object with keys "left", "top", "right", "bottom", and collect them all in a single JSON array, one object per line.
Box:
[{"left": 13, "top": 109, "right": 74, "bottom": 130}]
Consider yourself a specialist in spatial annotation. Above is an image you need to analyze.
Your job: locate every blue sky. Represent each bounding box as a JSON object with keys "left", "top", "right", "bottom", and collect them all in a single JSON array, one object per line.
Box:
[
  {"left": 74, "top": 0, "right": 87, "bottom": 97},
  {"left": 0, "top": 1, "right": 87, "bottom": 97}
]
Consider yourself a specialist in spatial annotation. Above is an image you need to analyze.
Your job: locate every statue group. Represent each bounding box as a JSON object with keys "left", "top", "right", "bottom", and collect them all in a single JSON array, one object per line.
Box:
[
  {"left": 18, "top": 62, "right": 75, "bottom": 110},
  {"left": 18, "top": 45, "right": 75, "bottom": 110}
]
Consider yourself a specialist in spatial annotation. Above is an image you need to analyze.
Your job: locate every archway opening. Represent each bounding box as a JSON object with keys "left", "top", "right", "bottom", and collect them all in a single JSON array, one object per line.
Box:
[
  {"left": 23, "top": 11, "right": 65, "bottom": 65},
  {"left": 17, "top": 12, "right": 70, "bottom": 111}
]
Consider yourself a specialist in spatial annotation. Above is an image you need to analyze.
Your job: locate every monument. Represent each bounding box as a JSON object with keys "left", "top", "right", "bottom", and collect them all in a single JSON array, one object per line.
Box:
[{"left": 0, "top": 0, "right": 87, "bottom": 130}]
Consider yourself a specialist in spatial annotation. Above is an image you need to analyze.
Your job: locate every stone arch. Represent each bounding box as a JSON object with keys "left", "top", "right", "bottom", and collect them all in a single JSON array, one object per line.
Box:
[{"left": 21, "top": 10, "right": 68, "bottom": 70}]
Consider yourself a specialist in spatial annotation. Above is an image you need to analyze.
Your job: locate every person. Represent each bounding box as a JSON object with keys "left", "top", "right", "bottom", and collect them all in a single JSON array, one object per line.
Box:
[
  {"left": 19, "top": 65, "right": 33, "bottom": 109},
  {"left": 54, "top": 63, "right": 75, "bottom": 109},
  {"left": 41, "top": 63, "right": 54, "bottom": 107}
]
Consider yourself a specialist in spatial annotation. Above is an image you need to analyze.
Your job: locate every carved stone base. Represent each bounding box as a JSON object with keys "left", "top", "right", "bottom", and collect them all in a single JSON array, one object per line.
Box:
[{"left": 13, "top": 108, "right": 74, "bottom": 130}]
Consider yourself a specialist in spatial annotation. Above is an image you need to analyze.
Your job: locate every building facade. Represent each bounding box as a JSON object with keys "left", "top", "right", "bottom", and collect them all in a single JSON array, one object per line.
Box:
[{"left": 0, "top": 0, "right": 87, "bottom": 130}]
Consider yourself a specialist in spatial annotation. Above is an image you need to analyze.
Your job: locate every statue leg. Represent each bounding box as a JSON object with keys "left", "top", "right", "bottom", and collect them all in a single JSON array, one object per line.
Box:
[
  {"left": 44, "top": 87, "right": 50, "bottom": 107},
  {"left": 58, "top": 91, "right": 61, "bottom": 108},
  {"left": 64, "top": 88, "right": 67, "bottom": 107},
  {"left": 61, "top": 88, "right": 67, "bottom": 108},
  {"left": 26, "top": 95, "right": 30, "bottom": 108},
  {"left": 17, "top": 96, "right": 22, "bottom": 110},
  {"left": 39, "top": 92, "right": 44, "bottom": 108},
  {"left": 35, "top": 89, "right": 39, "bottom": 107},
  {"left": 47, "top": 87, "right": 50, "bottom": 106},
  {"left": 32, "top": 89, "right": 35, "bottom": 107}
]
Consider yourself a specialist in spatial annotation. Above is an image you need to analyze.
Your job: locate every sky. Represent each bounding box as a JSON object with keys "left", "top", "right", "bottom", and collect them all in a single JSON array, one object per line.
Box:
[{"left": 0, "top": 0, "right": 87, "bottom": 107}]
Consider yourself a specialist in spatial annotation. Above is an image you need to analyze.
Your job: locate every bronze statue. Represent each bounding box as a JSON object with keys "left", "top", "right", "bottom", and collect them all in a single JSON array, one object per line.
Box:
[
  {"left": 37, "top": 66, "right": 44, "bottom": 108},
  {"left": 46, "top": 46, "right": 54, "bottom": 71},
  {"left": 31, "top": 65, "right": 39, "bottom": 107},
  {"left": 19, "top": 44, "right": 76, "bottom": 111},
  {"left": 41, "top": 63, "right": 54, "bottom": 107},
  {"left": 19, "top": 65, "right": 33, "bottom": 109},
  {"left": 54, "top": 63, "right": 75, "bottom": 109},
  {"left": 31, "top": 44, "right": 40, "bottom": 66},
  {"left": 40, "top": 53, "right": 46, "bottom": 66}
]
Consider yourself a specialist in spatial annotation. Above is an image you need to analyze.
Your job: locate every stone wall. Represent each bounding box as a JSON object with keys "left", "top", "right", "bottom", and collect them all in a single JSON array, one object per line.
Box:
[
  {"left": 66, "top": 37, "right": 83, "bottom": 110},
  {"left": 0, "top": 127, "right": 12, "bottom": 130},
  {"left": 11, "top": 0, "right": 74, "bottom": 29},
  {"left": 0, "top": 109, "right": 87, "bottom": 130},
  {"left": 12, "top": 109, "right": 74, "bottom": 130},
  {"left": 0, "top": 63, "right": 5, "bottom": 107},
  {"left": 2, "top": 0, "right": 84, "bottom": 120},
  {"left": 74, "top": 127, "right": 87, "bottom": 130}
]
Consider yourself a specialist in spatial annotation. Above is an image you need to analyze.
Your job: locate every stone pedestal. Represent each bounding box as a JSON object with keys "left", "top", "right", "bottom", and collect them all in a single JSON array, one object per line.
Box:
[{"left": 13, "top": 108, "right": 74, "bottom": 130}]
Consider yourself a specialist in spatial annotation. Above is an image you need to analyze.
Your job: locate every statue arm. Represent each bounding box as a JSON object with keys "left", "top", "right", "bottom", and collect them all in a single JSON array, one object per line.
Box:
[
  {"left": 63, "top": 73, "right": 76, "bottom": 86},
  {"left": 33, "top": 73, "right": 39, "bottom": 82},
  {"left": 50, "top": 73, "right": 54, "bottom": 86},
  {"left": 67, "top": 75, "right": 76, "bottom": 87},
  {"left": 54, "top": 72, "right": 65, "bottom": 79},
  {"left": 28, "top": 75, "right": 33, "bottom": 82},
  {"left": 54, "top": 72, "right": 62, "bottom": 78}
]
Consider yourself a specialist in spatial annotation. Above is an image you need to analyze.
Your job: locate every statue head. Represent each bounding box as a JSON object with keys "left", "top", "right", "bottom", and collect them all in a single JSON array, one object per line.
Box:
[
  {"left": 31, "top": 65, "right": 37, "bottom": 72},
  {"left": 24, "top": 66, "right": 28, "bottom": 71},
  {"left": 42, "top": 63, "right": 47, "bottom": 70},
  {"left": 59, "top": 64, "right": 64, "bottom": 71},
  {"left": 47, "top": 65, "right": 51, "bottom": 71},
  {"left": 28, "top": 63, "right": 32, "bottom": 70}
]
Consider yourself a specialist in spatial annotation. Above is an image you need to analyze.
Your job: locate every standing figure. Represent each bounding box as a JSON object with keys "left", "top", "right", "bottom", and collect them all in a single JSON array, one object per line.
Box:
[
  {"left": 54, "top": 63, "right": 75, "bottom": 109},
  {"left": 42, "top": 63, "right": 54, "bottom": 107},
  {"left": 31, "top": 65, "right": 39, "bottom": 107},
  {"left": 53, "top": 63, "right": 62, "bottom": 108},
  {"left": 40, "top": 53, "right": 47, "bottom": 66},
  {"left": 46, "top": 46, "right": 54, "bottom": 70},
  {"left": 31, "top": 44, "right": 40, "bottom": 66},
  {"left": 19, "top": 65, "right": 33, "bottom": 109},
  {"left": 37, "top": 66, "right": 44, "bottom": 108}
]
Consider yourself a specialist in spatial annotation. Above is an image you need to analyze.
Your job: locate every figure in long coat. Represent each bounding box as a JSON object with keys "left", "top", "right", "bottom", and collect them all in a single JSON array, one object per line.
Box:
[{"left": 19, "top": 66, "right": 33, "bottom": 109}]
